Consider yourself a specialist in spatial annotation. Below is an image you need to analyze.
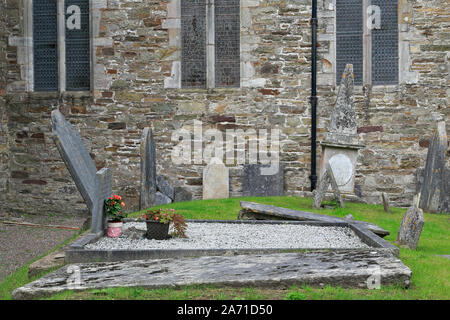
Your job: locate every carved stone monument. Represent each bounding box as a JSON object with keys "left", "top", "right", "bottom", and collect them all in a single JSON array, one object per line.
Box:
[
  {"left": 203, "top": 157, "right": 229, "bottom": 200},
  {"left": 319, "top": 64, "right": 364, "bottom": 194},
  {"left": 313, "top": 163, "right": 344, "bottom": 209},
  {"left": 51, "top": 110, "right": 112, "bottom": 234},
  {"left": 417, "top": 121, "right": 449, "bottom": 213},
  {"left": 140, "top": 128, "right": 157, "bottom": 210}
]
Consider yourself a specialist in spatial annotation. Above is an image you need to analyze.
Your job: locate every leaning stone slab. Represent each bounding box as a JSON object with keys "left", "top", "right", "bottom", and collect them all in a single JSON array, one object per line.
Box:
[
  {"left": 242, "top": 164, "right": 284, "bottom": 197},
  {"left": 51, "top": 110, "right": 98, "bottom": 211},
  {"left": 396, "top": 203, "right": 425, "bottom": 250},
  {"left": 418, "top": 121, "right": 448, "bottom": 213},
  {"left": 313, "top": 163, "right": 344, "bottom": 209},
  {"left": 12, "top": 250, "right": 411, "bottom": 299},
  {"left": 238, "top": 201, "right": 390, "bottom": 238},
  {"left": 140, "top": 128, "right": 157, "bottom": 210},
  {"left": 203, "top": 157, "right": 229, "bottom": 200},
  {"left": 51, "top": 110, "right": 112, "bottom": 234}
]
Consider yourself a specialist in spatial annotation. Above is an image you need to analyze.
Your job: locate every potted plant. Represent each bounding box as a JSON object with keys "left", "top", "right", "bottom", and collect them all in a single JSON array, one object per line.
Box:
[
  {"left": 104, "top": 195, "right": 127, "bottom": 238},
  {"left": 141, "top": 208, "right": 187, "bottom": 240}
]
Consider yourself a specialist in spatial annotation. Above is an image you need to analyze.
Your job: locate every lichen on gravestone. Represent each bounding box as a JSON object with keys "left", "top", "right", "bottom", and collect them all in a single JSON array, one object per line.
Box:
[{"left": 396, "top": 194, "right": 425, "bottom": 250}]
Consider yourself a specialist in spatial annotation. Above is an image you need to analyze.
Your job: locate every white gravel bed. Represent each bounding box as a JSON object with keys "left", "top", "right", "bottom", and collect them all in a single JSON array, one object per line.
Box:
[{"left": 85, "top": 222, "right": 370, "bottom": 250}]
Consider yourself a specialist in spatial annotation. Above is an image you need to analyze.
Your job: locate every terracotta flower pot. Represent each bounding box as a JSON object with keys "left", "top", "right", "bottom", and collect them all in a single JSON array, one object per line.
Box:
[
  {"left": 145, "top": 220, "right": 170, "bottom": 240},
  {"left": 107, "top": 221, "right": 123, "bottom": 238}
]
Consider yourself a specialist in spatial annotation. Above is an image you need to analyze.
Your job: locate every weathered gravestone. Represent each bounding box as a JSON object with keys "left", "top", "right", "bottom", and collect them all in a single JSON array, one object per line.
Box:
[
  {"left": 242, "top": 164, "right": 284, "bottom": 197},
  {"left": 174, "top": 187, "right": 192, "bottom": 203},
  {"left": 417, "top": 121, "right": 449, "bottom": 213},
  {"left": 396, "top": 195, "right": 425, "bottom": 250},
  {"left": 238, "top": 201, "right": 390, "bottom": 238},
  {"left": 203, "top": 157, "right": 229, "bottom": 200},
  {"left": 156, "top": 192, "right": 172, "bottom": 205},
  {"left": 313, "top": 163, "right": 344, "bottom": 209},
  {"left": 382, "top": 193, "right": 391, "bottom": 213},
  {"left": 156, "top": 176, "right": 174, "bottom": 201},
  {"left": 140, "top": 128, "right": 157, "bottom": 210},
  {"left": 51, "top": 110, "right": 112, "bottom": 234},
  {"left": 319, "top": 64, "right": 364, "bottom": 194}
]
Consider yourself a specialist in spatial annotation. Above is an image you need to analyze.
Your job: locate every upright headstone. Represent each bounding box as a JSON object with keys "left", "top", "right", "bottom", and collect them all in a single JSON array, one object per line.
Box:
[
  {"left": 313, "top": 163, "right": 344, "bottom": 209},
  {"left": 242, "top": 164, "right": 284, "bottom": 197},
  {"left": 174, "top": 187, "right": 193, "bottom": 203},
  {"left": 319, "top": 64, "right": 364, "bottom": 194},
  {"left": 418, "top": 121, "right": 448, "bottom": 213},
  {"left": 382, "top": 192, "right": 391, "bottom": 213},
  {"left": 396, "top": 195, "right": 425, "bottom": 250},
  {"left": 140, "top": 128, "right": 157, "bottom": 210},
  {"left": 51, "top": 110, "right": 112, "bottom": 234},
  {"left": 203, "top": 157, "right": 229, "bottom": 200},
  {"left": 326, "top": 64, "right": 358, "bottom": 145}
]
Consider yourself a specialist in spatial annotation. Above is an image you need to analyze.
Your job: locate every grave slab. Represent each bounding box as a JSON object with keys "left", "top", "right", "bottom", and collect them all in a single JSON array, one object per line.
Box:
[
  {"left": 12, "top": 250, "right": 411, "bottom": 300},
  {"left": 238, "top": 201, "right": 390, "bottom": 238},
  {"left": 203, "top": 157, "right": 229, "bottom": 199}
]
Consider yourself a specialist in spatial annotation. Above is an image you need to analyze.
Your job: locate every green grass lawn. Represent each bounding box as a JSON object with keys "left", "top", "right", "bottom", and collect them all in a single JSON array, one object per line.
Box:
[{"left": 1, "top": 196, "right": 449, "bottom": 300}]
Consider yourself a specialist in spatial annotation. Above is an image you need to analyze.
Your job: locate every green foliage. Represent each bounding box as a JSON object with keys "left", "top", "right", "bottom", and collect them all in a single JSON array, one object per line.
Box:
[
  {"left": 104, "top": 195, "right": 127, "bottom": 222},
  {"left": 142, "top": 208, "right": 187, "bottom": 238}
]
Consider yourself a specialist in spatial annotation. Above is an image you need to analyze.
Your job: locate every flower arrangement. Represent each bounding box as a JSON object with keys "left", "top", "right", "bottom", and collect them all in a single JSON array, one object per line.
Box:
[
  {"left": 104, "top": 195, "right": 127, "bottom": 222},
  {"left": 141, "top": 208, "right": 187, "bottom": 238}
]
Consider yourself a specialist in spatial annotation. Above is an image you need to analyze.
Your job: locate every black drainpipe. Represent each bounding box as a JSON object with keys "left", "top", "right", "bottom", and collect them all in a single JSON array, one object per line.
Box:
[{"left": 309, "top": 0, "right": 318, "bottom": 191}]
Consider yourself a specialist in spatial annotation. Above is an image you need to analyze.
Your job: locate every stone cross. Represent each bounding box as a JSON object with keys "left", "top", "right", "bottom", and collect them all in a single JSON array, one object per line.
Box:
[
  {"left": 51, "top": 110, "right": 112, "bottom": 234},
  {"left": 396, "top": 194, "right": 425, "bottom": 250},
  {"left": 203, "top": 157, "right": 229, "bottom": 200},
  {"left": 418, "top": 121, "right": 448, "bottom": 213},
  {"left": 140, "top": 127, "right": 157, "bottom": 210},
  {"left": 313, "top": 163, "right": 345, "bottom": 209}
]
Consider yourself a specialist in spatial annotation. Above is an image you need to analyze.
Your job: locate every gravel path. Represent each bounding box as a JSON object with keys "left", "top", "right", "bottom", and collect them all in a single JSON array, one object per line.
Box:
[
  {"left": 85, "top": 222, "right": 370, "bottom": 250},
  {"left": 0, "top": 213, "right": 88, "bottom": 283}
]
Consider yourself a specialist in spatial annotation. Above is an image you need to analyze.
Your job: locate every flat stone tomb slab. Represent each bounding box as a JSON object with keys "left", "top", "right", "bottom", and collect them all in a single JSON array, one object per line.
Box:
[
  {"left": 13, "top": 249, "right": 412, "bottom": 300},
  {"left": 66, "top": 220, "right": 398, "bottom": 264}
]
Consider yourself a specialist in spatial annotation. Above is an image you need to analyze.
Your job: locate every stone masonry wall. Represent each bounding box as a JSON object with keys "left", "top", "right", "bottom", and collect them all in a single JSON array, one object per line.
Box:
[
  {"left": 0, "top": 0, "right": 9, "bottom": 202},
  {"left": 0, "top": 0, "right": 449, "bottom": 217}
]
